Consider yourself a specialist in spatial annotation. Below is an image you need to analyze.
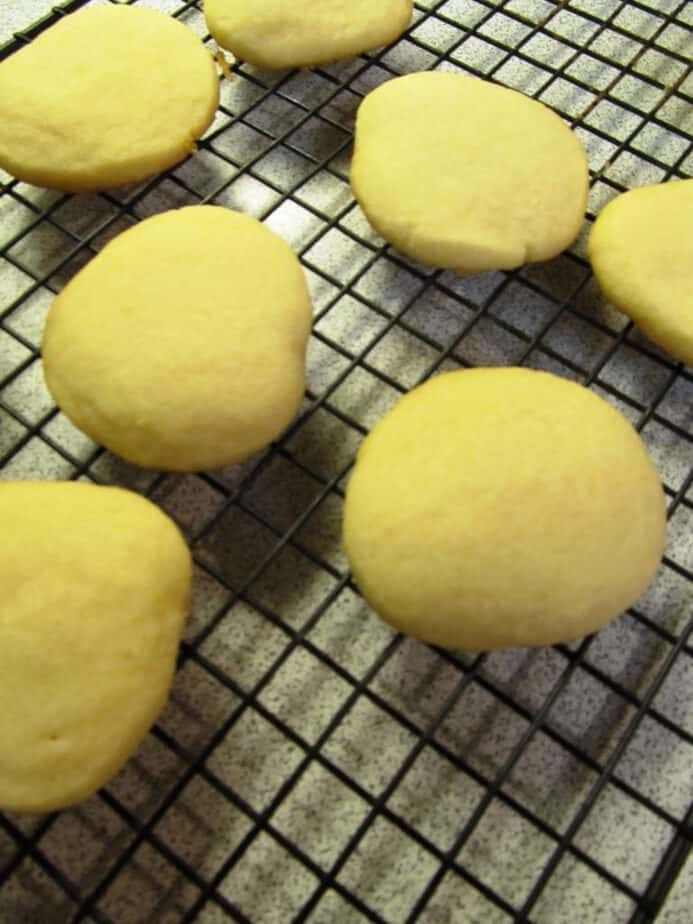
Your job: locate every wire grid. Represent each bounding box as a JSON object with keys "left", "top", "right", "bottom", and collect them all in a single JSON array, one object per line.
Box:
[{"left": 0, "top": 0, "right": 691, "bottom": 921}]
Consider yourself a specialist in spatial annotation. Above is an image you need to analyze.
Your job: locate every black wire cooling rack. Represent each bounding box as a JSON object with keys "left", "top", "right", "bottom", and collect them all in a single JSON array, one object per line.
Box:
[{"left": 1, "top": 1, "right": 691, "bottom": 922}]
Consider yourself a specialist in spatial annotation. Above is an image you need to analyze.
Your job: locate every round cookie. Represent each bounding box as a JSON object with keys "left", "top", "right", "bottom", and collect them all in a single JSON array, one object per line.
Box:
[
  {"left": 204, "top": 0, "right": 413, "bottom": 69},
  {"left": 0, "top": 5, "right": 219, "bottom": 192},
  {"left": 350, "top": 72, "right": 589, "bottom": 274},
  {"left": 0, "top": 481, "right": 191, "bottom": 813},
  {"left": 42, "top": 205, "right": 313, "bottom": 471},
  {"left": 343, "top": 368, "right": 666, "bottom": 651},
  {"left": 589, "top": 180, "right": 693, "bottom": 366}
]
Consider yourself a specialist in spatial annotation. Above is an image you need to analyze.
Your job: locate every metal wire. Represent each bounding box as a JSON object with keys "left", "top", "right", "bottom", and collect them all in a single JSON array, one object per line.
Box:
[{"left": 0, "top": 1, "right": 691, "bottom": 922}]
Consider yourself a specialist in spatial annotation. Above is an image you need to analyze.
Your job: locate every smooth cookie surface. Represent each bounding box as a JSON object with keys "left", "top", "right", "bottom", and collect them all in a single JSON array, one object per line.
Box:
[
  {"left": 205, "top": 0, "right": 412, "bottom": 68},
  {"left": 0, "top": 481, "right": 191, "bottom": 813},
  {"left": 42, "top": 205, "right": 313, "bottom": 471},
  {"left": 589, "top": 180, "right": 693, "bottom": 366},
  {"left": 343, "top": 368, "right": 666, "bottom": 651},
  {"left": 351, "top": 72, "right": 589, "bottom": 274},
  {"left": 0, "top": 5, "right": 219, "bottom": 191}
]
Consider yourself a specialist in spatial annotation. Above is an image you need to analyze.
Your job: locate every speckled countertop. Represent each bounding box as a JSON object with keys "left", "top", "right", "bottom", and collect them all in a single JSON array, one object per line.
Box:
[{"left": 0, "top": 2, "right": 691, "bottom": 923}]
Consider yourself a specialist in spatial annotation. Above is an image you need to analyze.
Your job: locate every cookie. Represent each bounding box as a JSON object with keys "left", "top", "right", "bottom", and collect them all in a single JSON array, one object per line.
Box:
[
  {"left": 204, "top": 0, "right": 412, "bottom": 69},
  {"left": 42, "top": 205, "right": 313, "bottom": 471},
  {"left": 589, "top": 180, "right": 693, "bottom": 365},
  {"left": 0, "top": 481, "right": 191, "bottom": 813},
  {"left": 343, "top": 368, "right": 666, "bottom": 651},
  {"left": 0, "top": 5, "right": 219, "bottom": 191},
  {"left": 350, "top": 72, "right": 589, "bottom": 274}
]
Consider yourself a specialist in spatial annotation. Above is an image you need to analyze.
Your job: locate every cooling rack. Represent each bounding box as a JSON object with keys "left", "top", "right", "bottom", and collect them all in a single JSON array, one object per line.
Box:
[{"left": 1, "top": 1, "right": 691, "bottom": 922}]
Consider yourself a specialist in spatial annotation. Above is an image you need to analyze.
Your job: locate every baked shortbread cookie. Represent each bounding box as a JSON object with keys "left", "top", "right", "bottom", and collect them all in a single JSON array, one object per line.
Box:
[
  {"left": 343, "top": 368, "right": 666, "bottom": 651},
  {"left": 0, "top": 5, "right": 219, "bottom": 191},
  {"left": 42, "top": 205, "right": 313, "bottom": 471},
  {"left": 351, "top": 72, "right": 589, "bottom": 274},
  {"left": 589, "top": 180, "right": 693, "bottom": 366},
  {"left": 0, "top": 481, "right": 191, "bottom": 813},
  {"left": 204, "top": 0, "right": 413, "bottom": 69}
]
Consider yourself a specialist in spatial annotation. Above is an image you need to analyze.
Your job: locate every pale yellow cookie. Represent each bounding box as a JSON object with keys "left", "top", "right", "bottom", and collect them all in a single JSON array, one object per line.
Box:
[
  {"left": 42, "top": 205, "right": 312, "bottom": 471},
  {"left": 589, "top": 180, "right": 693, "bottom": 366},
  {"left": 0, "top": 481, "right": 191, "bottom": 813},
  {"left": 0, "top": 5, "right": 219, "bottom": 192},
  {"left": 205, "top": 0, "right": 412, "bottom": 69},
  {"left": 351, "top": 72, "right": 589, "bottom": 274},
  {"left": 343, "top": 368, "right": 666, "bottom": 651}
]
